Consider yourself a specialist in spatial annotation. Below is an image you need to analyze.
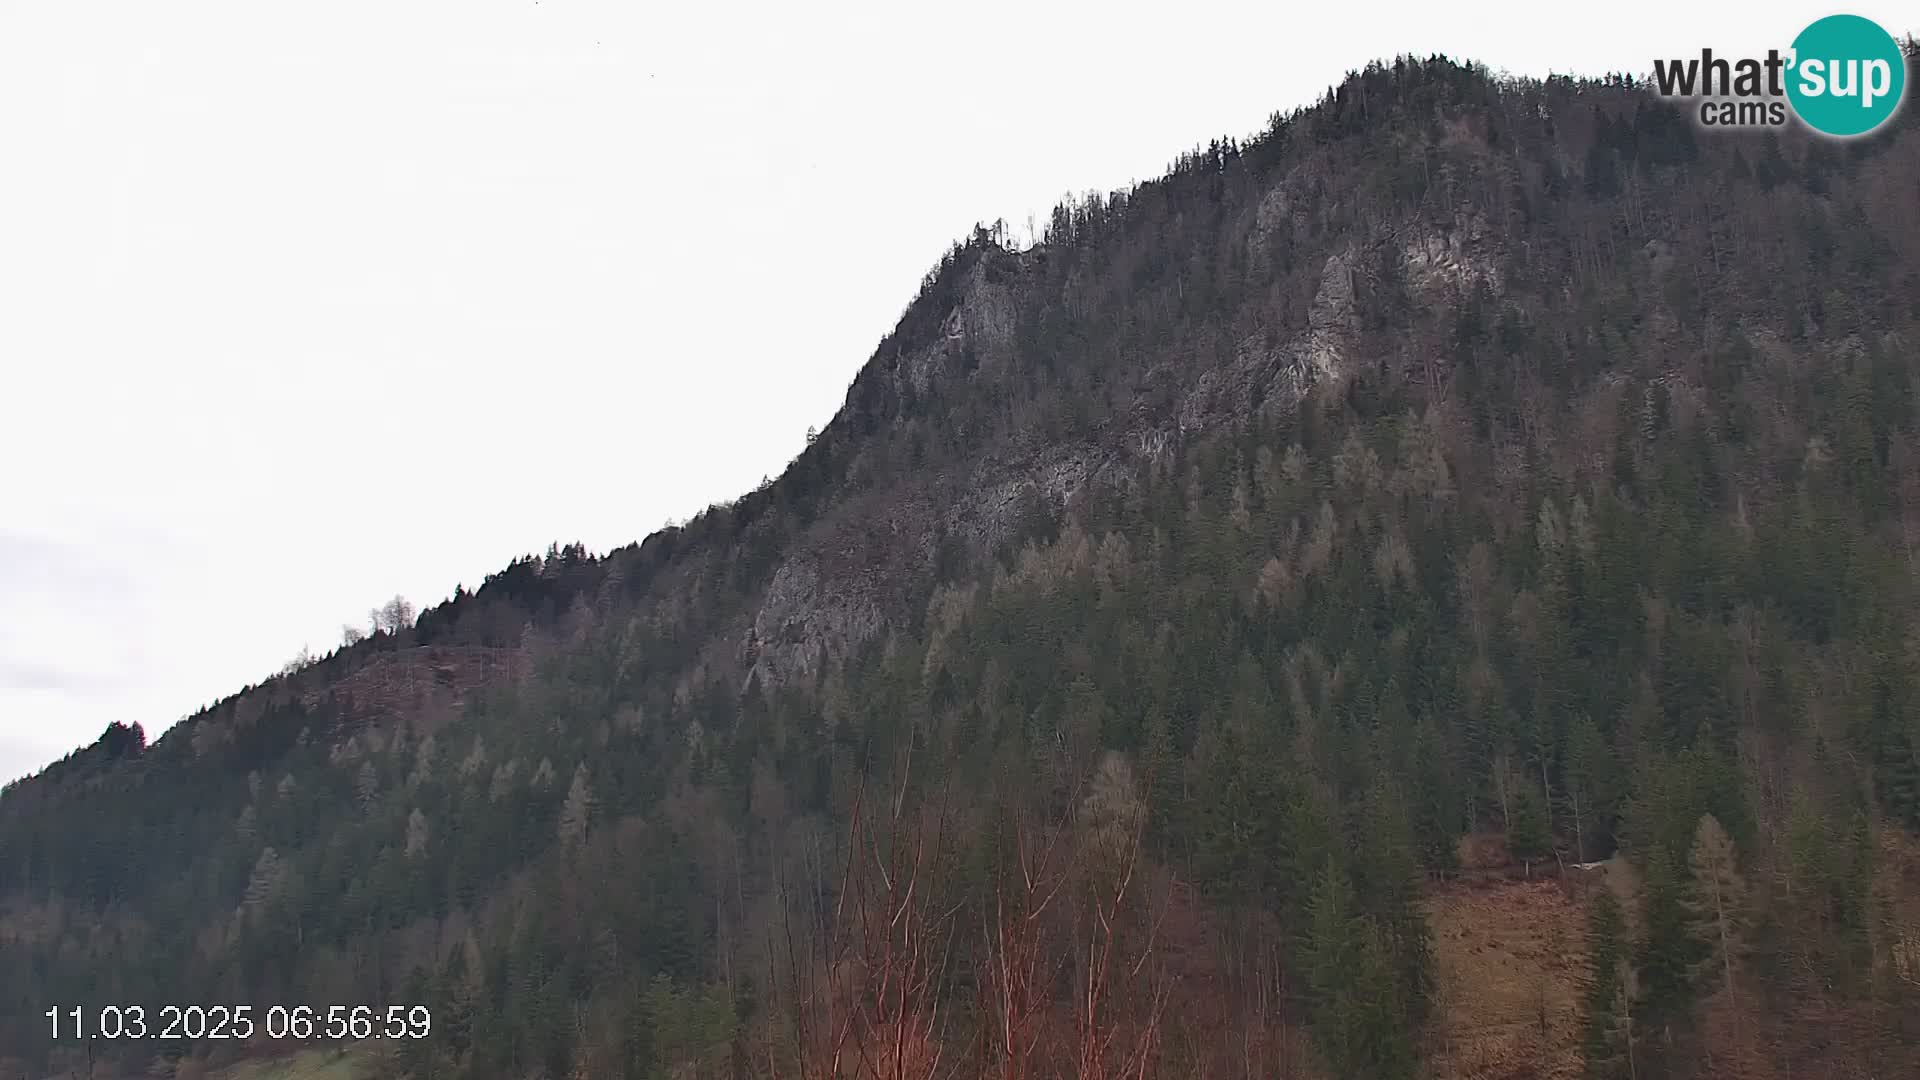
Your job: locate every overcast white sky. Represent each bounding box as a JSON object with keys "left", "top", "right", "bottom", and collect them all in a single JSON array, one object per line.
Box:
[{"left": 0, "top": 0, "right": 1899, "bottom": 784}]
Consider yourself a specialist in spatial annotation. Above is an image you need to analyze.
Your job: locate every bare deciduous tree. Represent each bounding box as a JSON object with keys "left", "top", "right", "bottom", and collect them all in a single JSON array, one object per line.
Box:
[
  {"left": 770, "top": 751, "right": 962, "bottom": 1080},
  {"left": 1688, "top": 814, "right": 1747, "bottom": 1001},
  {"left": 370, "top": 594, "right": 416, "bottom": 636}
]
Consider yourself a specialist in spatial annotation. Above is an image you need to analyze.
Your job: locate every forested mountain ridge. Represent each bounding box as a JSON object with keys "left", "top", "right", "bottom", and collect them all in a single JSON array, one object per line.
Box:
[{"left": 7, "top": 50, "right": 1920, "bottom": 1079}]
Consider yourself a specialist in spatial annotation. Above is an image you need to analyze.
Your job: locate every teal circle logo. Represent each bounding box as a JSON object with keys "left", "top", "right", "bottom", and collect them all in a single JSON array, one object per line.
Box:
[{"left": 1786, "top": 14, "right": 1906, "bottom": 137}]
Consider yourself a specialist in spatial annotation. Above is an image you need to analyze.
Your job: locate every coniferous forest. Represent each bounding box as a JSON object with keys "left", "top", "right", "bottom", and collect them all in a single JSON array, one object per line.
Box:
[{"left": 6, "top": 49, "right": 1920, "bottom": 1080}]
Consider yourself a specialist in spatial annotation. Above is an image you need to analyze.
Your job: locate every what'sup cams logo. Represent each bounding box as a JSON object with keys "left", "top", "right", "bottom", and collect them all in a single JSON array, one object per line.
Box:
[{"left": 1652, "top": 13, "right": 1908, "bottom": 136}]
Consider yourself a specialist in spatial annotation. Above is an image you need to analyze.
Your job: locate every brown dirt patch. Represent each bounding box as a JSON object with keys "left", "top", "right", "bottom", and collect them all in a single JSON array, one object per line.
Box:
[{"left": 1425, "top": 877, "right": 1588, "bottom": 1080}]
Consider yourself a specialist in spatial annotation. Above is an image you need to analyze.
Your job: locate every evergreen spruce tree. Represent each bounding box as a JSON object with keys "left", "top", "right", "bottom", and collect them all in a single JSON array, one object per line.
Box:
[
  {"left": 1636, "top": 845, "right": 1702, "bottom": 1040},
  {"left": 1581, "top": 888, "right": 1633, "bottom": 1079},
  {"left": 1355, "top": 780, "right": 1436, "bottom": 1024},
  {"left": 1304, "top": 858, "right": 1418, "bottom": 1080},
  {"left": 1508, "top": 780, "right": 1553, "bottom": 866},
  {"left": 1562, "top": 713, "right": 1617, "bottom": 863}
]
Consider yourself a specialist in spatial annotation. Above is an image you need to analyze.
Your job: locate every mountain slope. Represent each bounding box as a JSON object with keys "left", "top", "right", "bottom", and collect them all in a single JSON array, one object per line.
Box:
[{"left": 7, "top": 52, "right": 1920, "bottom": 1079}]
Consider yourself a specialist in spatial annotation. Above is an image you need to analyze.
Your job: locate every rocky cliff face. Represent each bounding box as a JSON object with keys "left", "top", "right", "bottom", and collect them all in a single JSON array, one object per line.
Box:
[{"left": 734, "top": 201, "right": 1513, "bottom": 702}]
